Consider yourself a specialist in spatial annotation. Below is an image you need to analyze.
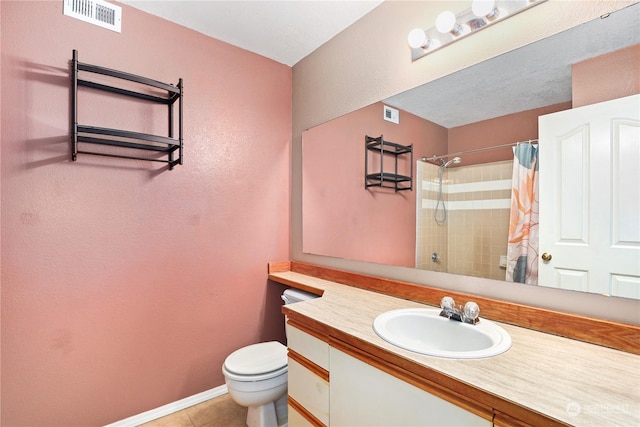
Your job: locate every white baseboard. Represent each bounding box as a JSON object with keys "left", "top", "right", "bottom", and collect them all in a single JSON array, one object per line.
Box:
[{"left": 104, "top": 384, "right": 228, "bottom": 427}]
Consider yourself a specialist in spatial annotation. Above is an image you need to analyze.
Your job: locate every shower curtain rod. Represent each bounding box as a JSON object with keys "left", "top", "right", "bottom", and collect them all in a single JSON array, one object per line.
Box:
[{"left": 421, "top": 139, "right": 538, "bottom": 163}]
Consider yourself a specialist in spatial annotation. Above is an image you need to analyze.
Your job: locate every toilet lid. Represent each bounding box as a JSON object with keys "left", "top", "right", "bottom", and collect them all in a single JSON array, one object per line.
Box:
[{"left": 224, "top": 341, "right": 287, "bottom": 376}]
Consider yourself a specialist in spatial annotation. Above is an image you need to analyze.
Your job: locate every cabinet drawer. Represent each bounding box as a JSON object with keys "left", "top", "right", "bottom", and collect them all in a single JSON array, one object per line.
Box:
[
  {"left": 286, "top": 322, "right": 329, "bottom": 370},
  {"left": 288, "top": 357, "right": 329, "bottom": 426},
  {"left": 288, "top": 404, "right": 316, "bottom": 427}
]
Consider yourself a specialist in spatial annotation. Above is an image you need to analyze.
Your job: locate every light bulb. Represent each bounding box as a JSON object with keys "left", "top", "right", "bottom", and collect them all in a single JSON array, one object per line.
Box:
[
  {"left": 472, "top": 0, "right": 500, "bottom": 20},
  {"left": 407, "top": 28, "right": 430, "bottom": 49},
  {"left": 435, "top": 10, "right": 463, "bottom": 36}
]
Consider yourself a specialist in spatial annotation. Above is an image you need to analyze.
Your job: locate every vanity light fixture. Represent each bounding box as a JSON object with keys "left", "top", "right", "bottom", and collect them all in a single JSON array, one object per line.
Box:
[{"left": 408, "top": 0, "right": 546, "bottom": 62}]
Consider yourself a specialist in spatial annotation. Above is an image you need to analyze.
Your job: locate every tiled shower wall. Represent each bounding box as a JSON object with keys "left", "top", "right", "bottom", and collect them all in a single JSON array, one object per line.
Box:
[
  {"left": 416, "top": 160, "right": 513, "bottom": 280},
  {"left": 416, "top": 161, "right": 448, "bottom": 273}
]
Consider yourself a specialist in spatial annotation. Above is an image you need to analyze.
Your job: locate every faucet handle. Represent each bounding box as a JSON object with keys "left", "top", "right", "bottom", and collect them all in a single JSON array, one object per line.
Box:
[
  {"left": 463, "top": 301, "right": 480, "bottom": 323},
  {"left": 440, "top": 296, "right": 455, "bottom": 312}
]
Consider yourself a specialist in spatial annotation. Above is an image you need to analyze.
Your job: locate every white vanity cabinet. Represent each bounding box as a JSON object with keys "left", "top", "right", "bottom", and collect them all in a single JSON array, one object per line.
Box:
[
  {"left": 329, "top": 347, "right": 491, "bottom": 427},
  {"left": 286, "top": 321, "right": 493, "bottom": 427}
]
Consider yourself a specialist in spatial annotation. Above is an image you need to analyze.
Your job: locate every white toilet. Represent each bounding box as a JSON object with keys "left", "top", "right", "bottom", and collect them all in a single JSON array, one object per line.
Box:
[{"left": 222, "top": 289, "right": 318, "bottom": 427}]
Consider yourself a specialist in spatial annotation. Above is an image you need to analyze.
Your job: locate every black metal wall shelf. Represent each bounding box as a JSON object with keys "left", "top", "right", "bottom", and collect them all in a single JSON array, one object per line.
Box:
[
  {"left": 365, "top": 135, "right": 413, "bottom": 192},
  {"left": 71, "top": 49, "right": 183, "bottom": 169}
]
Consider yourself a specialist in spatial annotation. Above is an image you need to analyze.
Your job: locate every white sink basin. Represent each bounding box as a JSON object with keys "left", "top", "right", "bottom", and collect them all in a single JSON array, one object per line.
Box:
[{"left": 373, "top": 308, "right": 511, "bottom": 359}]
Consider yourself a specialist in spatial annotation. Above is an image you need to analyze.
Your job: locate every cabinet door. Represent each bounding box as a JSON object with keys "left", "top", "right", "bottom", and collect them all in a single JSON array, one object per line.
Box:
[{"left": 330, "top": 347, "right": 491, "bottom": 427}]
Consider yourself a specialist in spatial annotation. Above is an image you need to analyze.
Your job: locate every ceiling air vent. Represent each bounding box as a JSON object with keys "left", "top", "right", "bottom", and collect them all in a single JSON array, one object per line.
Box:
[{"left": 63, "top": 0, "right": 122, "bottom": 33}]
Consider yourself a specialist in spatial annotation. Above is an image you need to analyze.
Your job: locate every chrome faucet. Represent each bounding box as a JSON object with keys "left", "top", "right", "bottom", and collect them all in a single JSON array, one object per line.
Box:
[{"left": 439, "top": 296, "right": 480, "bottom": 324}]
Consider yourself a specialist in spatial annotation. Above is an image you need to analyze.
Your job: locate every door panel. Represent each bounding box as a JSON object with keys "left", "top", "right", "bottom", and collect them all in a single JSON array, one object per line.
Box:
[{"left": 539, "top": 94, "right": 640, "bottom": 298}]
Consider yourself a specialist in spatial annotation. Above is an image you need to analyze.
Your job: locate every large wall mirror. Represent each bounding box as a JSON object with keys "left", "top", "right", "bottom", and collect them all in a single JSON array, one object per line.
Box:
[{"left": 303, "top": 4, "right": 639, "bottom": 299}]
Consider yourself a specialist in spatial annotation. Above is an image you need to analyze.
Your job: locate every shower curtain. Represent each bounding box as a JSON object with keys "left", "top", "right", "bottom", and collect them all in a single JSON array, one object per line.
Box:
[{"left": 506, "top": 143, "right": 539, "bottom": 284}]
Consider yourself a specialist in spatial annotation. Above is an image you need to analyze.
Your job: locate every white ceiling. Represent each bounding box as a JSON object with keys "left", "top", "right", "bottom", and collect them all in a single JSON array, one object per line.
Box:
[{"left": 119, "top": 0, "right": 383, "bottom": 66}]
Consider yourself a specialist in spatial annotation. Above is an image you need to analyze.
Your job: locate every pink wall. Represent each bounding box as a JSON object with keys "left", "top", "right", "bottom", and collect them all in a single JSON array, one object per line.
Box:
[
  {"left": 1, "top": 2, "right": 291, "bottom": 426},
  {"left": 447, "top": 102, "right": 571, "bottom": 166},
  {"left": 303, "top": 102, "right": 446, "bottom": 267},
  {"left": 572, "top": 44, "right": 640, "bottom": 108}
]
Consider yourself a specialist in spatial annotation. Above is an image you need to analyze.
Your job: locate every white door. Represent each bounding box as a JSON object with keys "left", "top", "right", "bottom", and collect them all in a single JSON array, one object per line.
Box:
[{"left": 539, "top": 94, "right": 640, "bottom": 299}]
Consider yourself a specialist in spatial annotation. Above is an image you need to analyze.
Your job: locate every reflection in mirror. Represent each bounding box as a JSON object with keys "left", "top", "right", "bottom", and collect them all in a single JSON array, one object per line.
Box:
[
  {"left": 416, "top": 158, "right": 514, "bottom": 281},
  {"left": 302, "top": 4, "right": 639, "bottom": 297}
]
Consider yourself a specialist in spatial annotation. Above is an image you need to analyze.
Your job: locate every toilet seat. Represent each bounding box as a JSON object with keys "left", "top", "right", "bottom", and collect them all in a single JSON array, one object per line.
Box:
[{"left": 223, "top": 341, "right": 287, "bottom": 382}]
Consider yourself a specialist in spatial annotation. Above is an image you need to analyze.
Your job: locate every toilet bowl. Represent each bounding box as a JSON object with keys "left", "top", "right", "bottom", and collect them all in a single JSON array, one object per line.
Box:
[
  {"left": 222, "top": 289, "right": 319, "bottom": 427},
  {"left": 223, "top": 341, "right": 288, "bottom": 427}
]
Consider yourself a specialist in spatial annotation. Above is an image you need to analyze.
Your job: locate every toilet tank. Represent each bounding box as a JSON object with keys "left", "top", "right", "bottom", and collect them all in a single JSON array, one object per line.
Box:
[
  {"left": 281, "top": 289, "right": 319, "bottom": 341},
  {"left": 281, "top": 288, "right": 319, "bottom": 305}
]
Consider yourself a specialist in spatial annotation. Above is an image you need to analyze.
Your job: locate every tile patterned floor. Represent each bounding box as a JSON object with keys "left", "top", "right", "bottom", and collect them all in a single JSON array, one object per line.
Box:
[{"left": 139, "top": 394, "right": 247, "bottom": 427}]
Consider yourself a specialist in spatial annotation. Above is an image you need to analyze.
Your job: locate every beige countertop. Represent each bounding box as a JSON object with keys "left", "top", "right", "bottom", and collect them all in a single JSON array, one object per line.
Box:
[{"left": 273, "top": 271, "right": 640, "bottom": 426}]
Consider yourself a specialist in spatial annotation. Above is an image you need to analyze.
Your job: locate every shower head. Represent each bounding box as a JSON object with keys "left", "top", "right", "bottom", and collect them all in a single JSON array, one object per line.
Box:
[{"left": 442, "top": 157, "right": 462, "bottom": 168}]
